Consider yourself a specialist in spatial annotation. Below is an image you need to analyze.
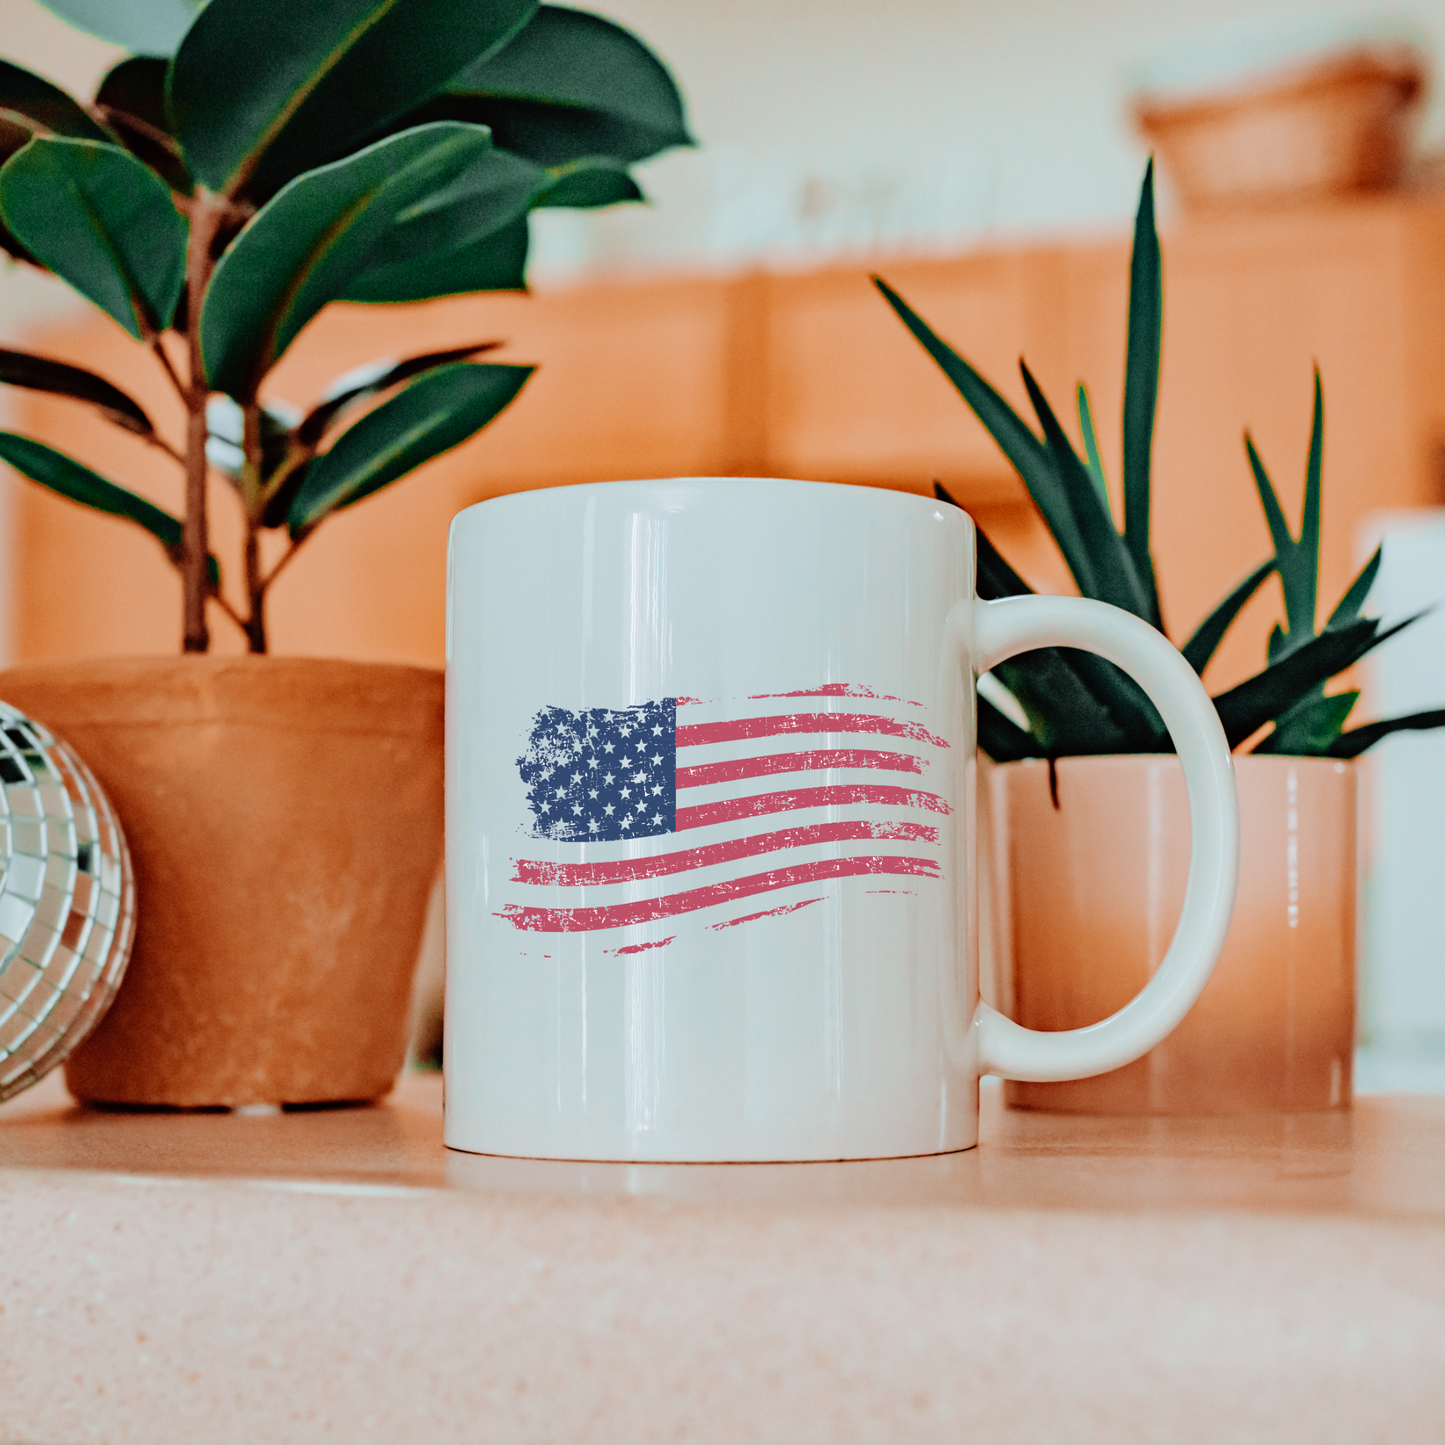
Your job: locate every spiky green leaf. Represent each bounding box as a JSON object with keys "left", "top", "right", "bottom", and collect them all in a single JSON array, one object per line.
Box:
[
  {"left": 1253, "top": 689, "right": 1359, "bottom": 755},
  {"left": 1181, "top": 559, "right": 1275, "bottom": 674},
  {"left": 1122, "top": 160, "right": 1161, "bottom": 586},
  {"left": 1326, "top": 545, "right": 1382, "bottom": 631},
  {"left": 1019, "top": 360, "right": 1152, "bottom": 619},
  {"left": 0, "top": 137, "right": 186, "bottom": 339},
  {"left": 1328, "top": 709, "right": 1445, "bottom": 758},
  {"left": 1076, "top": 384, "right": 1110, "bottom": 510}
]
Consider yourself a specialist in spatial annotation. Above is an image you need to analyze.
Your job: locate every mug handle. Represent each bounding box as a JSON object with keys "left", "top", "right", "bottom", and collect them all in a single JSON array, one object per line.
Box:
[{"left": 971, "top": 594, "right": 1240, "bottom": 1082}]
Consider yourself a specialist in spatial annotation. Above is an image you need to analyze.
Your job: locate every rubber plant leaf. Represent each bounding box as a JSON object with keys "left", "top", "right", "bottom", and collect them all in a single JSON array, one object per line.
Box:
[
  {"left": 874, "top": 277, "right": 1095, "bottom": 597},
  {"left": 1210, "top": 617, "right": 1413, "bottom": 749},
  {"left": 287, "top": 362, "right": 534, "bottom": 534},
  {"left": 0, "top": 58, "right": 115, "bottom": 148},
  {"left": 534, "top": 156, "right": 643, "bottom": 209},
  {"left": 1122, "top": 159, "right": 1161, "bottom": 601},
  {"left": 94, "top": 57, "right": 191, "bottom": 196},
  {"left": 33, "top": 0, "right": 203, "bottom": 56},
  {"left": 0, "top": 347, "right": 155, "bottom": 435},
  {"left": 0, "top": 431, "right": 218, "bottom": 585},
  {"left": 168, "top": 0, "right": 538, "bottom": 198},
  {"left": 978, "top": 695, "right": 1044, "bottom": 762},
  {"left": 1328, "top": 708, "right": 1445, "bottom": 758},
  {"left": 370, "top": 147, "right": 543, "bottom": 266},
  {"left": 344, "top": 213, "right": 530, "bottom": 304},
  {"left": 1019, "top": 360, "right": 1153, "bottom": 620},
  {"left": 298, "top": 342, "right": 503, "bottom": 446},
  {"left": 1325, "top": 545, "right": 1382, "bottom": 630},
  {"left": 0, "top": 137, "right": 187, "bottom": 339},
  {"left": 1180, "top": 559, "right": 1275, "bottom": 674},
  {"left": 430, "top": 6, "right": 692, "bottom": 167},
  {"left": 1253, "top": 689, "right": 1359, "bottom": 755},
  {"left": 200, "top": 122, "right": 497, "bottom": 398}
]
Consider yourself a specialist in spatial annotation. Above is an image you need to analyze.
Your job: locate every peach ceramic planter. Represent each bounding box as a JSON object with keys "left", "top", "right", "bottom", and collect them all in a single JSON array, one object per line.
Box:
[
  {"left": 990, "top": 754, "right": 1356, "bottom": 1114},
  {"left": 0, "top": 657, "right": 443, "bottom": 1108}
]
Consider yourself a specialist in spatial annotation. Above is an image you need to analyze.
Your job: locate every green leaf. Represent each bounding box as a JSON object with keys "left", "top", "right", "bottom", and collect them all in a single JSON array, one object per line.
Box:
[
  {"left": 1019, "top": 360, "right": 1153, "bottom": 620},
  {"left": 169, "top": 0, "right": 538, "bottom": 198},
  {"left": 0, "top": 430, "right": 217, "bottom": 586},
  {"left": 534, "top": 155, "right": 644, "bottom": 209},
  {"left": 344, "top": 213, "right": 530, "bottom": 304},
  {"left": 1328, "top": 708, "right": 1445, "bottom": 758},
  {"left": 1253, "top": 689, "right": 1359, "bottom": 755},
  {"left": 1076, "top": 384, "right": 1110, "bottom": 511},
  {"left": 287, "top": 362, "right": 533, "bottom": 533},
  {"left": 200, "top": 123, "right": 496, "bottom": 397},
  {"left": 0, "top": 346, "right": 154, "bottom": 435},
  {"left": 977, "top": 695, "right": 1044, "bottom": 762},
  {"left": 1211, "top": 618, "right": 1397, "bottom": 749},
  {"left": 874, "top": 277, "right": 1092, "bottom": 595},
  {"left": 1245, "top": 371, "right": 1325, "bottom": 652},
  {"left": 0, "top": 58, "right": 115, "bottom": 148},
  {"left": 940, "top": 480, "right": 1163, "bottom": 750},
  {"left": 94, "top": 57, "right": 192, "bottom": 196},
  {"left": 33, "top": 0, "right": 203, "bottom": 56},
  {"left": 1326, "top": 545, "right": 1381, "bottom": 631},
  {"left": 375, "top": 147, "right": 542, "bottom": 263},
  {"left": 298, "top": 342, "right": 503, "bottom": 446},
  {"left": 1181, "top": 559, "right": 1275, "bottom": 674},
  {"left": 1122, "top": 160, "right": 1161, "bottom": 588},
  {"left": 0, "top": 137, "right": 187, "bottom": 339},
  {"left": 432, "top": 6, "right": 692, "bottom": 167}
]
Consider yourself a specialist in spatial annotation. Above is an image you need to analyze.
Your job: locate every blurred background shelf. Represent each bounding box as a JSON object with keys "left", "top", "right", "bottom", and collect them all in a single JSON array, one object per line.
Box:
[{"left": 8, "top": 190, "right": 1445, "bottom": 695}]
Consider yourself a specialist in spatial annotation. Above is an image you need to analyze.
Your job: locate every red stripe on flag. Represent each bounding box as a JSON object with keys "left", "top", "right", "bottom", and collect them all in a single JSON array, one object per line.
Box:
[
  {"left": 498, "top": 855, "right": 942, "bottom": 932},
  {"left": 676, "top": 748, "right": 923, "bottom": 788},
  {"left": 512, "top": 819, "right": 940, "bottom": 887},
  {"left": 676, "top": 783, "right": 950, "bottom": 831},
  {"left": 676, "top": 712, "right": 948, "bottom": 749},
  {"left": 749, "top": 684, "right": 920, "bottom": 705}
]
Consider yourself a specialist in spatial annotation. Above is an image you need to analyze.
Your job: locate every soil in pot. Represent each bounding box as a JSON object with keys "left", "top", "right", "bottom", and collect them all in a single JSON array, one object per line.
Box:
[
  {"left": 989, "top": 753, "right": 1356, "bottom": 1114},
  {"left": 0, "top": 656, "right": 443, "bottom": 1108}
]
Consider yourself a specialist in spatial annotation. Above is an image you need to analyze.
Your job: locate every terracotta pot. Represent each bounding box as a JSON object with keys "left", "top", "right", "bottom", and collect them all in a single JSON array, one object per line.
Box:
[
  {"left": 0, "top": 657, "right": 443, "bottom": 1108},
  {"left": 990, "top": 754, "right": 1356, "bottom": 1115}
]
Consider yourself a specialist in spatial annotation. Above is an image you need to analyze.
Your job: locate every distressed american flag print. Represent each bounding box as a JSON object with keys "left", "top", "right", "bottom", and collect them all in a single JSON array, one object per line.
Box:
[{"left": 500, "top": 684, "right": 949, "bottom": 938}]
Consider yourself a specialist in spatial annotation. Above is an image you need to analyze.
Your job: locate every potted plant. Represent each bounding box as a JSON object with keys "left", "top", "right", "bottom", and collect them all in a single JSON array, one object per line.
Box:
[
  {"left": 876, "top": 163, "right": 1445, "bottom": 1113},
  {"left": 0, "top": 0, "right": 690, "bottom": 1107}
]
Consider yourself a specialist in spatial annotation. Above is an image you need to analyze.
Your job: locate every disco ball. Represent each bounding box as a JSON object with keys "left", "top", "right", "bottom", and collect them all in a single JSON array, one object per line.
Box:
[{"left": 0, "top": 700, "right": 134, "bottom": 1104}]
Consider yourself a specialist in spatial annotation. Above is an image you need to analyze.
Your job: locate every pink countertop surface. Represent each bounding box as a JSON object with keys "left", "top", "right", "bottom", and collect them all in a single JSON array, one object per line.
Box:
[{"left": 3, "top": 1073, "right": 1445, "bottom": 1444}]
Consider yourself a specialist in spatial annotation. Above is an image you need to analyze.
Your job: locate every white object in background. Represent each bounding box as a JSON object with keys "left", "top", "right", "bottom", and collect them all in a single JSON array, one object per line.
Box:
[
  {"left": 1359, "top": 511, "right": 1445, "bottom": 1090},
  {"left": 444, "top": 478, "right": 1238, "bottom": 1161}
]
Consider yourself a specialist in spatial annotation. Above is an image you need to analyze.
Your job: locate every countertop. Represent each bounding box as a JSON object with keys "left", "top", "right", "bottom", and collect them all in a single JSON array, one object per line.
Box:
[{"left": 3, "top": 1072, "right": 1444, "bottom": 1444}]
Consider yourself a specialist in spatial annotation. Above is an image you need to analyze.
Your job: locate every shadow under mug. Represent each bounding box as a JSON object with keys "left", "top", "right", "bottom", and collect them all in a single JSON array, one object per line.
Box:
[{"left": 444, "top": 477, "right": 1239, "bottom": 1161}]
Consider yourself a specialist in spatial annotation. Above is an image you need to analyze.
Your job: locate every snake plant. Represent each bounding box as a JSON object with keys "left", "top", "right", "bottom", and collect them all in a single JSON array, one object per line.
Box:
[{"left": 876, "top": 162, "right": 1445, "bottom": 761}]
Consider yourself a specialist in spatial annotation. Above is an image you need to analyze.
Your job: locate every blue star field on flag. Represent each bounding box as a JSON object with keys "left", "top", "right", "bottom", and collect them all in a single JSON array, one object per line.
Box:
[{"left": 518, "top": 699, "right": 677, "bottom": 841}]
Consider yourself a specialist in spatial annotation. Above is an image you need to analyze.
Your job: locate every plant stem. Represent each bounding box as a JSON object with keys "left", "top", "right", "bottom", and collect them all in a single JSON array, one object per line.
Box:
[
  {"left": 181, "top": 191, "right": 227, "bottom": 654},
  {"left": 241, "top": 402, "right": 266, "bottom": 653}
]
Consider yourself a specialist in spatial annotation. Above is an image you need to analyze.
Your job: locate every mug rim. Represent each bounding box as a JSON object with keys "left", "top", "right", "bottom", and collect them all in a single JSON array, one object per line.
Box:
[{"left": 457, "top": 476, "right": 973, "bottom": 529}]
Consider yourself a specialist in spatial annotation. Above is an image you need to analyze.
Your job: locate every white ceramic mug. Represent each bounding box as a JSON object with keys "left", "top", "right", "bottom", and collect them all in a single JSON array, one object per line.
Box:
[{"left": 445, "top": 478, "right": 1238, "bottom": 1161}]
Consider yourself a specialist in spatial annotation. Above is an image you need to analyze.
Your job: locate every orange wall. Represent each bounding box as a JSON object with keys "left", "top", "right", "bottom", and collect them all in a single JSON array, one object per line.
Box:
[{"left": 11, "top": 191, "right": 1445, "bottom": 688}]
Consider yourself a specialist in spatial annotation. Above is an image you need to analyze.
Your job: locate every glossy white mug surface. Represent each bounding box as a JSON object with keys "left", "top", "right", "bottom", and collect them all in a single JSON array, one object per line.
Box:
[{"left": 444, "top": 478, "right": 1238, "bottom": 1160}]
